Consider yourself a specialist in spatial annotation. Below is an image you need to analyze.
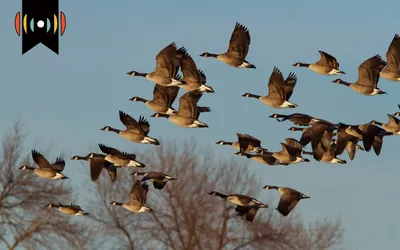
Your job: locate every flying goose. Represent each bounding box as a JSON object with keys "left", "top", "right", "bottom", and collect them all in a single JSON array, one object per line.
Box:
[
  {"left": 132, "top": 171, "right": 177, "bottom": 190},
  {"left": 129, "top": 84, "right": 179, "bottom": 115},
  {"left": 341, "top": 123, "right": 392, "bottom": 156},
  {"left": 101, "top": 111, "right": 160, "bottom": 145},
  {"left": 178, "top": 51, "right": 215, "bottom": 93},
  {"left": 110, "top": 181, "right": 152, "bottom": 213},
  {"left": 333, "top": 128, "right": 364, "bottom": 160},
  {"left": 380, "top": 34, "right": 400, "bottom": 81},
  {"left": 70, "top": 154, "right": 117, "bottom": 182},
  {"left": 151, "top": 91, "right": 208, "bottom": 128},
  {"left": 236, "top": 151, "right": 288, "bottom": 166},
  {"left": 292, "top": 50, "right": 345, "bottom": 75},
  {"left": 98, "top": 144, "right": 145, "bottom": 168},
  {"left": 312, "top": 142, "right": 347, "bottom": 164},
  {"left": 46, "top": 203, "right": 89, "bottom": 216},
  {"left": 271, "top": 138, "right": 311, "bottom": 164},
  {"left": 262, "top": 185, "right": 310, "bottom": 217},
  {"left": 290, "top": 120, "right": 338, "bottom": 154},
  {"left": 371, "top": 114, "right": 400, "bottom": 135},
  {"left": 332, "top": 55, "right": 387, "bottom": 96},
  {"left": 216, "top": 133, "right": 267, "bottom": 154},
  {"left": 242, "top": 67, "right": 298, "bottom": 109},
  {"left": 19, "top": 150, "right": 68, "bottom": 180},
  {"left": 127, "top": 42, "right": 186, "bottom": 86},
  {"left": 199, "top": 22, "right": 255, "bottom": 69},
  {"left": 208, "top": 191, "right": 267, "bottom": 222},
  {"left": 269, "top": 113, "right": 315, "bottom": 126}
]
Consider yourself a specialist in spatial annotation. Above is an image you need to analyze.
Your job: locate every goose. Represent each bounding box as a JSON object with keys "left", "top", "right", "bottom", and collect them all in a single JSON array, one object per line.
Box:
[
  {"left": 216, "top": 133, "right": 267, "bottom": 153},
  {"left": 131, "top": 171, "right": 177, "bottom": 190},
  {"left": 151, "top": 91, "right": 208, "bottom": 128},
  {"left": 200, "top": 22, "right": 255, "bottom": 69},
  {"left": 178, "top": 51, "right": 215, "bottom": 93},
  {"left": 332, "top": 55, "right": 387, "bottom": 96},
  {"left": 236, "top": 151, "right": 288, "bottom": 166},
  {"left": 340, "top": 123, "right": 392, "bottom": 156},
  {"left": 46, "top": 203, "right": 89, "bottom": 216},
  {"left": 70, "top": 154, "right": 117, "bottom": 182},
  {"left": 333, "top": 128, "right": 364, "bottom": 160},
  {"left": 101, "top": 111, "right": 160, "bottom": 145},
  {"left": 262, "top": 185, "right": 310, "bottom": 217},
  {"left": 129, "top": 84, "right": 179, "bottom": 115},
  {"left": 269, "top": 113, "right": 315, "bottom": 126},
  {"left": 312, "top": 142, "right": 347, "bottom": 164},
  {"left": 98, "top": 144, "right": 145, "bottom": 168},
  {"left": 19, "top": 150, "right": 68, "bottom": 180},
  {"left": 393, "top": 104, "right": 400, "bottom": 116},
  {"left": 110, "top": 180, "right": 152, "bottom": 213},
  {"left": 292, "top": 50, "right": 345, "bottom": 75},
  {"left": 127, "top": 42, "right": 186, "bottom": 86},
  {"left": 380, "top": 34, "right": 400, "bottom": 81},
  {"left": 271, "top": 138, "right": 310, "bottom": 164},
  {"left": 208, "top": 191, "right": 267, "bottom": 222},
  {"left": 290, "top": 120, "right": 337, "bottom": 153},
  {"left": 370, "top": 114, "right": 400, "bottom": 134},
  {"left": 242, "top": 67, "right": 298, "bottom": 108}
]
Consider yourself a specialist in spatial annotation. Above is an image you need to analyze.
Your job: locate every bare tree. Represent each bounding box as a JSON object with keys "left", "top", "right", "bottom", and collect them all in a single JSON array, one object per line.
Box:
[
  {"left": 86, "top": 138, "right": 344, "bottom": 250},
  {"left": 0, "top": 119, "right": 88, "bottom": 250}
]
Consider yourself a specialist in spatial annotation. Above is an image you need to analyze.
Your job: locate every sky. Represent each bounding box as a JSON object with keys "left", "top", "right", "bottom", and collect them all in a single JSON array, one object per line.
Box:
[{"left": 1, "top": 0, "right": 400, "bottom": 249}]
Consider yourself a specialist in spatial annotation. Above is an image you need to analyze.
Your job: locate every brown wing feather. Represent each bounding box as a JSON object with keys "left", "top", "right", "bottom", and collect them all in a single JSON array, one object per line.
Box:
[
  {"left": 138, "top": 116, "right": 150, "bottom": 135},
  {"left": 283, "top": 72, "right": 297, "bottom": 100},
  {"left": 226, "top": 22, "right": 251, "bottom": 60},
  {"left": 357, "top": 55, "right": 386, "bottom": 88},
  {"left": 176, "top": 91, "right": 202, "bottom": 118},
  {"left": 180, "top": 52, "right": 201, "bottom": 83},
  {"left": 267, "top": 67, "right": 285, "bottom": 99},
  {"left": 316, "top": 50, "right": 339, "bottom": 68},
  {"left": 98, "top": 144, "right": 123, "bottom": 157},
  {"left": 51, "top": 157, "right": 65, "bottom": 172},
  {"left": 385, "top": 34, "right": 400, "bottom": 72},
  {"left": 31, "top": 150, "right": 52, "bottom": 169},
  {"left": 154, "top": 42, "right": 178, "bottom": 77},
  {"left": 152, "top": 85, "right": 170, "bottom": 106}
]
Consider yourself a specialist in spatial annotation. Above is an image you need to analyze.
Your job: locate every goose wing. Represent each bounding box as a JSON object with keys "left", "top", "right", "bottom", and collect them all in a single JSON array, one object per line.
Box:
[
  {"left": 154, "top": 42, "right": 179, "bottom": 78},
  {"left": 266, "top": 67, "right": 285, "bottom": 99},
  {"left": 119, "top": 111, "right": 145, "bottom": 134},
  {"left": 176, "top": 91, "right": 202, "bottom": 119},
  {"left": 226, "top": 22, "right": 251, "bottom": 60},
  {"left": 316, "top": 50, "right": 339, "bottom": 68},
  {"left": 356, "top": 55, "right": 386, "bottom": 88},
  {"left": 180, "top": 52, "right": 201, "bottom": 84},
  {"left": 31, "top": 150, "right": 52, "bottom": 169},
  {"left": 98, "top": 144, "right": 124, "bottom": 157},
  {"left": 283, "top": 72, "right": 297, "bottom": 100},
  {"left": 385, "top": 34, "right": 400, "bottom": 72},
  {"left": 51, "top": 157, "right": 65, "bottom": 172}
]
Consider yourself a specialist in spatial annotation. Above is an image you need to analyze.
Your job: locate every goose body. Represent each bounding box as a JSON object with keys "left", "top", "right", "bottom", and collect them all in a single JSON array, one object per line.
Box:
[
  {"left": 208, "top": 191, "right": 267, "bottom": 222},
  {"left": 47, "top": 203, "right": 89, "bottom": 216},
  {"left": 19, "top": 150, "right": 68, "bottom": 180},
  {"left": 151, "top": 91, "right": 209, "bottom": 128},
  {"left": 242, "top": 67, "right": 298, "bottom": 109},
  {"left": 127, "top": 42, "right": 185, "bottom": 86},
  {"left": 132, "top": 171, "right": 177, "bottom": 190},
  {"left": 129, "top": 84, "right": 179, "bottom": 115},
  {"left": 101, "top": 111, "right": 159, "bottom": 145},
  {"left": 98, "top": 144, "right": 145, "bottom": 168},
  {"left": 70, "top": 154, "right": 117, "bottom": 182},
  {"left": 332, "top": 55, "right": 387, "bottom": 96},
  {"left": 269, "top": 113, "right": 315, "bottom": 126},
  {"left": 293, "top": 50, "right": 345, "bottom": 75},
  {"left": 110, "top": 181, "right": 152, "bottom": 213},
  {"left": 371, "top": 114, "right": 400, "bottom": 135},
  {"left": 200, "top": 22, "right": 255, "bottom": 69},
  {"left": 263, "top": 185, "right": 309, "bottom": 217}
]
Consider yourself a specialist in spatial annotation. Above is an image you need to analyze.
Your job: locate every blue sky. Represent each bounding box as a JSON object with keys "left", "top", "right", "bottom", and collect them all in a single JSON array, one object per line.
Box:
[{"left": 1, "top": 0, "right": 400, "bottom": 249}]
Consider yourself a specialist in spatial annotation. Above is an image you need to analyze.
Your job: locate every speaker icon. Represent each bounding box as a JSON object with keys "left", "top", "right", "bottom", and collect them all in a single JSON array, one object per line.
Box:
[{"left": 14, "top": 0, "right": 67, "bottom": 55}]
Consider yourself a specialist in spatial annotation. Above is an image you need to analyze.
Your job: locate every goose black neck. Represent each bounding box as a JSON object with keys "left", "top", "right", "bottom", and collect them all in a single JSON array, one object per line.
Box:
[
  {"left": 297, "top": 63, "right": 310, "bottom": 67},
  {"left": 131, "top": 97, "right": 147, "bottom": 103}
]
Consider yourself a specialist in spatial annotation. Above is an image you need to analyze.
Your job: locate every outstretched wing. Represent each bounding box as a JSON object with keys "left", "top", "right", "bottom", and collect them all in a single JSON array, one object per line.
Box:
[
  {"left": 31, "top": 150, "right": 52, "bottom": 169},
  {"left": 51, "top": 157, "right": 65, "bottom": 172},
  {"left": 226, "top": 22, "right": 251, "bottom": 60},
  {"left": 119, "top": 111, "right": 145, "bottom": 134}
]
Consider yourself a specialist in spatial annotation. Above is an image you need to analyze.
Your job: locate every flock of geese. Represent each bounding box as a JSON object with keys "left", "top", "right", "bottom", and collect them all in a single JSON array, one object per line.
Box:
[{"left": 17, "top": 22, "right": 400, "bottom": 222}]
